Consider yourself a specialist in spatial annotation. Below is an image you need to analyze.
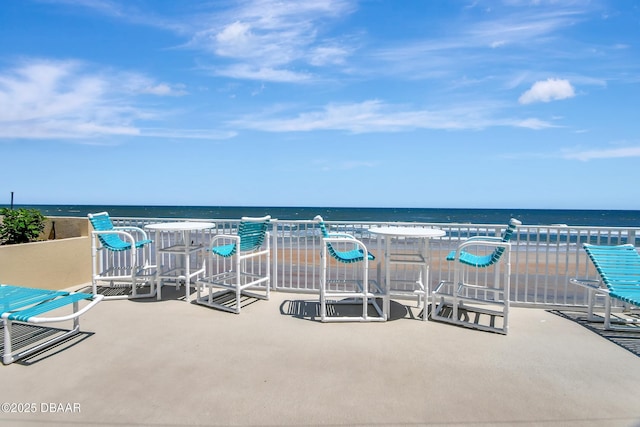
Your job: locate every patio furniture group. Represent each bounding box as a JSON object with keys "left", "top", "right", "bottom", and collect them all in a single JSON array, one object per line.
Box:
[
  {"left": 88, "top": 212, "right": 528, "bottom": 334},
  {"left": 6, "top": 214, "right": 639, "bottom": 366}
]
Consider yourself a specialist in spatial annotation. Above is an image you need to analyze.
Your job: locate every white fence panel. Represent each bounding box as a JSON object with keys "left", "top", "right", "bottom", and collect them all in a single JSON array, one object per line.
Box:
[{"left": 109, "top": 217, "right": 640, "bottom": 309}]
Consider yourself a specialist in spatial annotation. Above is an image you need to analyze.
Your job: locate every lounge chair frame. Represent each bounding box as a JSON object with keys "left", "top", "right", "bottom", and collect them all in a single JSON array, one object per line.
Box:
[
  {"left": 196, "top": 216, "right": 271, "bottom": 314},
  {"left": 1, "top": 284, "right": 103, "bottom": 365},
  {"left": 89, "top": 212, "right": 156, "bottom": 299},
  {"left": 571, "top": 244, "right": 640, "bottom": 331}
]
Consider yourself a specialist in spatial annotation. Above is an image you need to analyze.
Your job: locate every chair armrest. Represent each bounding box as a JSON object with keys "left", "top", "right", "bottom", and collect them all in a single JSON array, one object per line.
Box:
[
  {"left": 455, "top": 239, "right": 510, "bottom": 252},
  {"left": 113, "top": 226, "right": 149, "bottom": 241},
  {"left": 208, "top": 234, "right": 240, "bottom": 248},
  {"left": 326, "top": 232, "right": 358, "bottom": 240},
  {"left": 449, "top": 239, "right": 511, "bottom": 262},
  {"left": 464, "top": 236, "right": 504, "bottom": 242},
  {"left": 3, "top": 293, "right": 104, "bottom": 324},
  {"left": 323, "top": 235, "right": 368, "bottom": 253},
  {"left": 91, "top": 229, "right": 142, "bottom": 245}
]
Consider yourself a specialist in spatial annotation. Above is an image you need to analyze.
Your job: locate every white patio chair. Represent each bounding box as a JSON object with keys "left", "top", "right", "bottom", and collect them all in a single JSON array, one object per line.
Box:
[
  {"left": 315, "top": 215, "right": 384, "bottom": 322},
  {"left": 431, "top": 218, "right": 521, "bottom": 334},
  {"left": 195, "top": 216, "right": 271, "bottom": 314},
  {"left": 88, "top": 212, "right": 156, "bottom": 299}
]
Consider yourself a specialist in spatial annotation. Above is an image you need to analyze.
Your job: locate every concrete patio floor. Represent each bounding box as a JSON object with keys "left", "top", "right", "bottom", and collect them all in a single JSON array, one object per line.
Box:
[{"left": 1, "top": 286, "right": 640, "bottom": 427}]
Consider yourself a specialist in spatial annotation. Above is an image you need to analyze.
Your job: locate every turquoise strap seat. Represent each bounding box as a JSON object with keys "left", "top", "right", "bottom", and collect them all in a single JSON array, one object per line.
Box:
[
  {"left": 88, "top": 212, "right": 152, "bottom": 251},
  {"left": 210, "top": 218, "right": 270, "bottom": 258},
  {"left": 313, "top": 215, "right": 383, "bottom": 322},
  {"left": 316, "top": 218, "right": 374, "bottom": 263},
  {"left": 197, "top": 216, "right": 271, "bottom": 314},
  {"left": 446, "top": 218, "right": 521, "bottom": 267}
]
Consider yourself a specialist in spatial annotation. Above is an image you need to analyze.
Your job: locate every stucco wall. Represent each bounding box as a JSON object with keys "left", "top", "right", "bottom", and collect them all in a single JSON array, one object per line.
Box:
[
  {"left": 41, "top": 216, "right": 89, "bottom": 240},
  {"left": 0, "top": 218, "right": 92, "bottom": 290}
]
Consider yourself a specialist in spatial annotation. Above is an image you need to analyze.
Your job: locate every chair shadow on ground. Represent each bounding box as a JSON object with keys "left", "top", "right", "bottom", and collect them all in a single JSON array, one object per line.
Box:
[
  {"left": 77, "top": 283, "right": 156, "bottom": 300},
  {"left": 189, "top": 289, "right": 263, "bottom": 312},
  {"left": 550, "top": 310, "right": 640, "bottom": 358},
  {"left": 0, "top": 323, "right": 94, "bottom": 365},
  {"left": 77, "top": 284, "right": 266, "bottom": 312},
  {"left": 426, "top": 303, "right": 507, "bottom": 333},
  {"left": 280, "top": 298, "right": 415, "bottom": 322}
]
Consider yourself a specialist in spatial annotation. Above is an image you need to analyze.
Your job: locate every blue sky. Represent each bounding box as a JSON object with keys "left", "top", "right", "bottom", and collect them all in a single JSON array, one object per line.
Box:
[{"left": 1, "top": 0, "right": 639, "bottom": 209}]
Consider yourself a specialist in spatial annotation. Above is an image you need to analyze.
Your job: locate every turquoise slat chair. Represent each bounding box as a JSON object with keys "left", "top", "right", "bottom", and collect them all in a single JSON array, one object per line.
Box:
[
  {"left": 88, "top": 212, "right": 156, "bottom": 299},
  {"left": 195, "top": 216, "right": 271, "bottom": 314},
  {"left": 571, "top": 244, "right": 640, "bottom": 331},
  {"left": 314, "top": 215, "right": 384, "bottom": 322},
  {"left": 431, "top": 218, "right": 521, "bottom": 334}
]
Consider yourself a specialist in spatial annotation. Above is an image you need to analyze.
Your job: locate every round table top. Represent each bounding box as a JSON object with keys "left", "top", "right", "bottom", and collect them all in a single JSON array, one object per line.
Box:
[
  {"left": 368, "top": 226, "right": 446, "bottom": 238},
  {"left": 145, "top": 221, "right": 215, "bottom": 231}
]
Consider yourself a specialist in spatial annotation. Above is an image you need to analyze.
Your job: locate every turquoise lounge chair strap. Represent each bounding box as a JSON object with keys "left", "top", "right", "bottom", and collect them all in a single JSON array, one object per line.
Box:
[
  {"left": 7, "top": 293, "right": 94, "bottom": 322},
  {"left": 583, "top": 244, "right": 640, "bottom": 306},
  {"left": 0, "top": 285, "right": 69, "bottom": 314}
]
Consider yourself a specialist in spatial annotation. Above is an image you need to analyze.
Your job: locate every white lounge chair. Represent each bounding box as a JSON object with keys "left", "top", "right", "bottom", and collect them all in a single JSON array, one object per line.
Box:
[
  {"left": 571, "top": 244, "right": 640, "bottom": 331},
  {"left": 1, "top": 284, "right": 103, "bottom": 365}
]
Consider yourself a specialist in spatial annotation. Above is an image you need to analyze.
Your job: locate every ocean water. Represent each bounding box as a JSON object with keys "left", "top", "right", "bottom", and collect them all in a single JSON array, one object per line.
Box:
[{"left": 2, "top": 204, "right": 640, "bottom": 227}]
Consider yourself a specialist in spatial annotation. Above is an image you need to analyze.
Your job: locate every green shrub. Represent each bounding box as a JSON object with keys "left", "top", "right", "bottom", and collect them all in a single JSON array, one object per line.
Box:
[{"left": 0, "top": 208, "right": 46, "bottom": 245}]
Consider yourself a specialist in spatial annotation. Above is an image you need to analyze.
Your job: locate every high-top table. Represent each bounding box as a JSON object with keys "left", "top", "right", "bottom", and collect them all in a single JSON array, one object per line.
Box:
[
  {"left": 368, "top": 226, "right": 446, "bottom": 320},
  {"left": 145, "top": 222, "right": 215, "bottom": 301}
]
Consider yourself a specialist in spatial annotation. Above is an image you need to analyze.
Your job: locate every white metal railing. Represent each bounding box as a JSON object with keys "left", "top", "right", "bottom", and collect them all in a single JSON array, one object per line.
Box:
[{"left": 107, "top": 217, "right": 640, "bottom": 309}]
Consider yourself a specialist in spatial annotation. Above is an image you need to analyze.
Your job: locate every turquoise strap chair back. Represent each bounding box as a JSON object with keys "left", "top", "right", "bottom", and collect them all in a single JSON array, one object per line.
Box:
[
  {"left": 238, "top": 217, "right": 270, "bottom": 252},
  {"left": 448, "top": 218, "right": 521, "bottom": 267},
  {"left": 489, "top": 218, "right": 519, "bottom": 263},
  {"left": 314, "top": 216, "right": 374, "bottom": 264},
  {"left": 212, "top": 216, "right": 271, "bottom": 258},
  {"left": 583, "top": 244, "right": 640, "bottom": 305},
  {"left": 88, "top": 212, "right": 131, "bottom": 251}
]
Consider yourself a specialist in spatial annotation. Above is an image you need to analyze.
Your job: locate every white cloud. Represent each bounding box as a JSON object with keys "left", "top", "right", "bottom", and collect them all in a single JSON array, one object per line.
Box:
[
  {"left": 518, "top": 78, "right": 576, "bottom": 104},
  {"left": 515, "top": 118, "right": 557, "bottom": 129},
  {"left": 562, "top": 146, "right": 640, "bottom": 161},
  {"left": 210, "top": 64, "right": 312, "bottom": 83},
  {"left": 229, "top": 100, "right": 552, "bottom": 133},
  {"left": 308, "top": 45, "right": 350, "bottom": 66},
  {"left": 0, "top": 59, "right": 226, "bottom": 141},
  {"left": 188, "top": 0, "right": 357, "bottom": 82}
]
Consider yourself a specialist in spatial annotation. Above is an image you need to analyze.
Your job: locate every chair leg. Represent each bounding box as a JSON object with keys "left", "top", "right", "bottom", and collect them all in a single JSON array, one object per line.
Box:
[
  {"left": 235, "top": 254, "right": 242, "bottom": 314},
  {"left": 3, "top": 319, "right": 13, "bottom": 365},
  {"left": 361, "top": 259, "right": 368, "bottom": 320},
  {"left": 604, "top": 295, "right": 612, "bottom": 330}
]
